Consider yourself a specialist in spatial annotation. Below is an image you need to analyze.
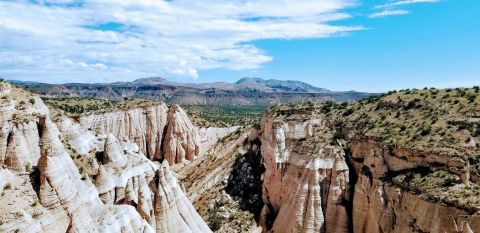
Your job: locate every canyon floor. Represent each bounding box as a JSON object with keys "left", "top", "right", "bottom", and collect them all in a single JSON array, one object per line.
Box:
[{"left": 1, "top": 81, "right": 479, "bottom": 233}]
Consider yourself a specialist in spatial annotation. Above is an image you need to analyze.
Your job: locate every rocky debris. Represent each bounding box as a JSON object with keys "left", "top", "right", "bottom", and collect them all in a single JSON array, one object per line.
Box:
[
  {"left": 176, "top": 127, "right": 262, "bottom": 232},
  {"left": 163, "top": 104, "right": 201, "bottom": 165}
]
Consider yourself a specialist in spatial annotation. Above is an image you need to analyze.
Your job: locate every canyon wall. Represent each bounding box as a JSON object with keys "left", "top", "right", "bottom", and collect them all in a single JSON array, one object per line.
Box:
[
  {"left": 259, "top": 111, "right": 351, "bottom": 233},
  {"left": 79, "top": 103, "right": 169, "bottom": 161},
  {"left": 78, "top": 103, "right": 235, "bottom": 166},
  {"left": 0, "top": 82, "right": 211, "bottom": 233},
  {"left": 258, "top": 107, "right": 480, "bottom": 233},
  {"left": 349, "top": 138, "right": 479, "bottom": 233}
]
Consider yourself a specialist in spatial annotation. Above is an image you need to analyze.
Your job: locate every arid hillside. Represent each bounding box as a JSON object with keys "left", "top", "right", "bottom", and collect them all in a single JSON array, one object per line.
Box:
[{"left": 259, "top": 87, "right": 479, "bottom": 232}]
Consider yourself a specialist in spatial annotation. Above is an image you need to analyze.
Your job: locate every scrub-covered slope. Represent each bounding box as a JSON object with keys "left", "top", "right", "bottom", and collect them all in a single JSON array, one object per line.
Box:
[{"left": 258, "top": 87, "right": 480, "bottom": 233}]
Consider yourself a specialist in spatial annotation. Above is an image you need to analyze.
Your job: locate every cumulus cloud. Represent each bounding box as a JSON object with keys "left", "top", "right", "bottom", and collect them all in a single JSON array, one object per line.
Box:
[
  {"left": 0, "top": 0, "right": 362, "bottom": 83},
  {"left": 369, "top": 10, "right": 410, "bottom": 18},
  {"left": 375, "top": 0, "right": 439, "bottom": 9}
]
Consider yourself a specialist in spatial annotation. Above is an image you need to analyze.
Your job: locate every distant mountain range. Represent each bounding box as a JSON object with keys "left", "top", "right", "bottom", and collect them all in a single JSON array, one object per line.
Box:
[{"left": 11, "top": 77, "right": 373, "bottom": 105}]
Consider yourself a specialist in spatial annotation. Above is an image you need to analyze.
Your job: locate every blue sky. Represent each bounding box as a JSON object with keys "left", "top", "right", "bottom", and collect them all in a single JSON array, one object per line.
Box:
[{"left": 0, "top": 0, "right": 479, "bottom": 92}]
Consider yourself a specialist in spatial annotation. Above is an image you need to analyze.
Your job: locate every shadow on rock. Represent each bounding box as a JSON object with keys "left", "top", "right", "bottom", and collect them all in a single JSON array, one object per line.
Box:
[{"left": 225, "top": 137, "right": 265, "bottom": 221}]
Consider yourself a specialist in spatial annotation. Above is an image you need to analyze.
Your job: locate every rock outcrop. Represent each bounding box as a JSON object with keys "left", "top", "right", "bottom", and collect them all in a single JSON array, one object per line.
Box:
[
  {"left": 349, "top": 138, "right": 480, "bottom": 233},
  {"left": 154, "top": 160, "right": 213, "bottom": 232},
  {"left": 258, "top": 102, "right": 480, "bottom": 233},
  {"left": 80, "top": 103, "right": 169, "bottom": 160},
  {"left": 163, "top": 104, "right": 201, "bottom": 165},
  {"left": 78, "top": 103, "right": 228, "bottom": 166},
  {"left": 259, "top": 113, "right": 351, "bottom": 233},
  {"left": 0, "top": 83, "right": 211, "bottom": 233}
]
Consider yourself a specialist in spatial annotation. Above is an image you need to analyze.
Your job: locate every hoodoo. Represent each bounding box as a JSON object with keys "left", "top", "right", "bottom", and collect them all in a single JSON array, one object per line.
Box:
[{"left": 163, "top": 104, "right": 201, "bottom": 165}]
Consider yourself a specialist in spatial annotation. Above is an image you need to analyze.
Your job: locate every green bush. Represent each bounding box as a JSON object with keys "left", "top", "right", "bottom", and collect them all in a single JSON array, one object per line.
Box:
[{"left": 208, "top": 206, "right": 223, "bottom": 231}]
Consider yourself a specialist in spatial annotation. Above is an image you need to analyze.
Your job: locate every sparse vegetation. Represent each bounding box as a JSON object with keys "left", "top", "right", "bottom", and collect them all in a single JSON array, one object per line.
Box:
[
  {"left": 4, "top": 182, "right": 12, "bottom": 190},
  {"left": 207, "top": 205, "right": 223, "bottom": 231},
  {"left": 267, "top": 87, "right": 480, "bottom": 213},
  {"left": 184, "top": 104, "right": 268, "bottom": 127},
  {"left": 384, "top": 168, "right": 480, "bottom": 213},
  {"left": 43, "top": 97, "right": 162, "bottom": 116},
  {"left": 318, "top": 87, "right": 480, "bottom": 155}
]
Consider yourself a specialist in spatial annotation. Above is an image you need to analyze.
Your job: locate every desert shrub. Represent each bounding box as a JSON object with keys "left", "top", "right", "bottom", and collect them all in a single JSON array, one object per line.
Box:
[
  {"left": 343, "top": 108, "right": 354, "bottom": 116},
  {"left": 420, "top": 124, "right": 432, "bottom": 136},
  {"left": 331, "top": 127, "right": 344, "bottom": 145},
  {"left": 208, "top": 206, "right": 223, "bottom": 231},
  {"left": 466, "top": 94, "right": 476, "bottom": 103},
  {"left": 4, "top": 182, "right": 12, "bottom": 190}
]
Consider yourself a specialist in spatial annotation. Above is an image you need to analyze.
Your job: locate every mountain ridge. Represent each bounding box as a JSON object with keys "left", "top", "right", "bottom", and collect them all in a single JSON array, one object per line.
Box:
[{"left": 11, "top": 77, "right": 374, "bottom": 105}]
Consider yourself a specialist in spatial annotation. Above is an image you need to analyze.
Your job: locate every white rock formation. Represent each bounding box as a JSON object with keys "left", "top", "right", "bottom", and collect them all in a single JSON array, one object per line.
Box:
[
  {"left": 198, "top": 126, "right": 240, "bottom": 156},
  {"left": 80, "top": 103, "right": 168, "bottom": 160},
  {"left": 154, "top": 160, "right": 212, "bottom": 233},
  {"left": 163, "top": 104, "right": 201, "bottom": 165},
  {"left": 0, "top": 83, "right": 211, "bottom": 233},
  {"left": 104, "top": 133, "right": 128, "bottom": 166}
]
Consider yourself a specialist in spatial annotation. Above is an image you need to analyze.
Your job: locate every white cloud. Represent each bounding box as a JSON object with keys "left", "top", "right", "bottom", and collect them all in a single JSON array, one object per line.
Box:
[
  {"left": 369, "top": 10, "right": 410, "bottom": 18},
  {"left": 375, "top": 0, "right": 439, "bottom": 9},
  {"left": 0, "top": 0, "right": 362, "bottom": 83}
]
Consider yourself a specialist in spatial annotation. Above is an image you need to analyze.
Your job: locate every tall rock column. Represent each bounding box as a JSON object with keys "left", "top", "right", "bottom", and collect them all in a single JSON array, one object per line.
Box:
[
  {"left": 259, "top": 111, "right": 351, "bottom": 233},
  {"left": 162, "top": 104, "right": 200, "bottom": 165}
]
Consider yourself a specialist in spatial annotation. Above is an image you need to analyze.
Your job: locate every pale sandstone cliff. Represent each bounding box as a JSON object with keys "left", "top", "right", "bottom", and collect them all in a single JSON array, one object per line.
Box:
[
  {"left": 0, "top": 83, "right": 211, "bottom": 233},
  {"left": 80, "top": 103, "right": 169, "bottom": 160},
  {"left": 77, "top": 102, "right": 230, "bottom": 166},
  {"left": 163, "top": 104, "right": 201, "bottom": 165}
]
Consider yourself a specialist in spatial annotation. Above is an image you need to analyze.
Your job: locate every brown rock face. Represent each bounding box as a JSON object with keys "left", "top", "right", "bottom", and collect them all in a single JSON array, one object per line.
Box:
[
  {"left": 80, "top": 103, "right": 168, "bottom": 160},
  {"left": 258, "top": 107, "right": 480, "bottom": 233},
  {"left": 163, "top": 104, "right": 201, "bottom": 165},
  {"left": 349, "top": 139, "right": 480, "bottom": 233},
  {"left": 259, "top": 113, "right": 351, "bottom": 233}
]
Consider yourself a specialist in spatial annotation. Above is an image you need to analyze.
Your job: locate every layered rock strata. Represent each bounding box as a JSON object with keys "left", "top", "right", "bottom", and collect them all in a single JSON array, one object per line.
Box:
[
  {"left": 0, "top": 83, "right": 212, "bottom": 233},
  {"left": 349, "top": 138, "right": 480, "bottom": 233},
  {"left": 259, "top": 113, "right": 351, "bottom": 233},
  {"left": 80, "top": 103, "right": 169, "bottom": 160},
  {"left": 163, "top": 104, "right": 201, "bottom": 165},
  {"left": 258, "top": 106, "right": 480, "bottom": 233},
  {"left": 78, "top": 103, "right": 224, "bottom": 166}
]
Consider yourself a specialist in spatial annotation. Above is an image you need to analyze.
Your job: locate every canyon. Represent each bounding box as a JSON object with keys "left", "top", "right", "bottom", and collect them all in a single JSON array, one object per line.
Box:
[{"left": 1, "top": 81, "right": 479, "bottom": 233}]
